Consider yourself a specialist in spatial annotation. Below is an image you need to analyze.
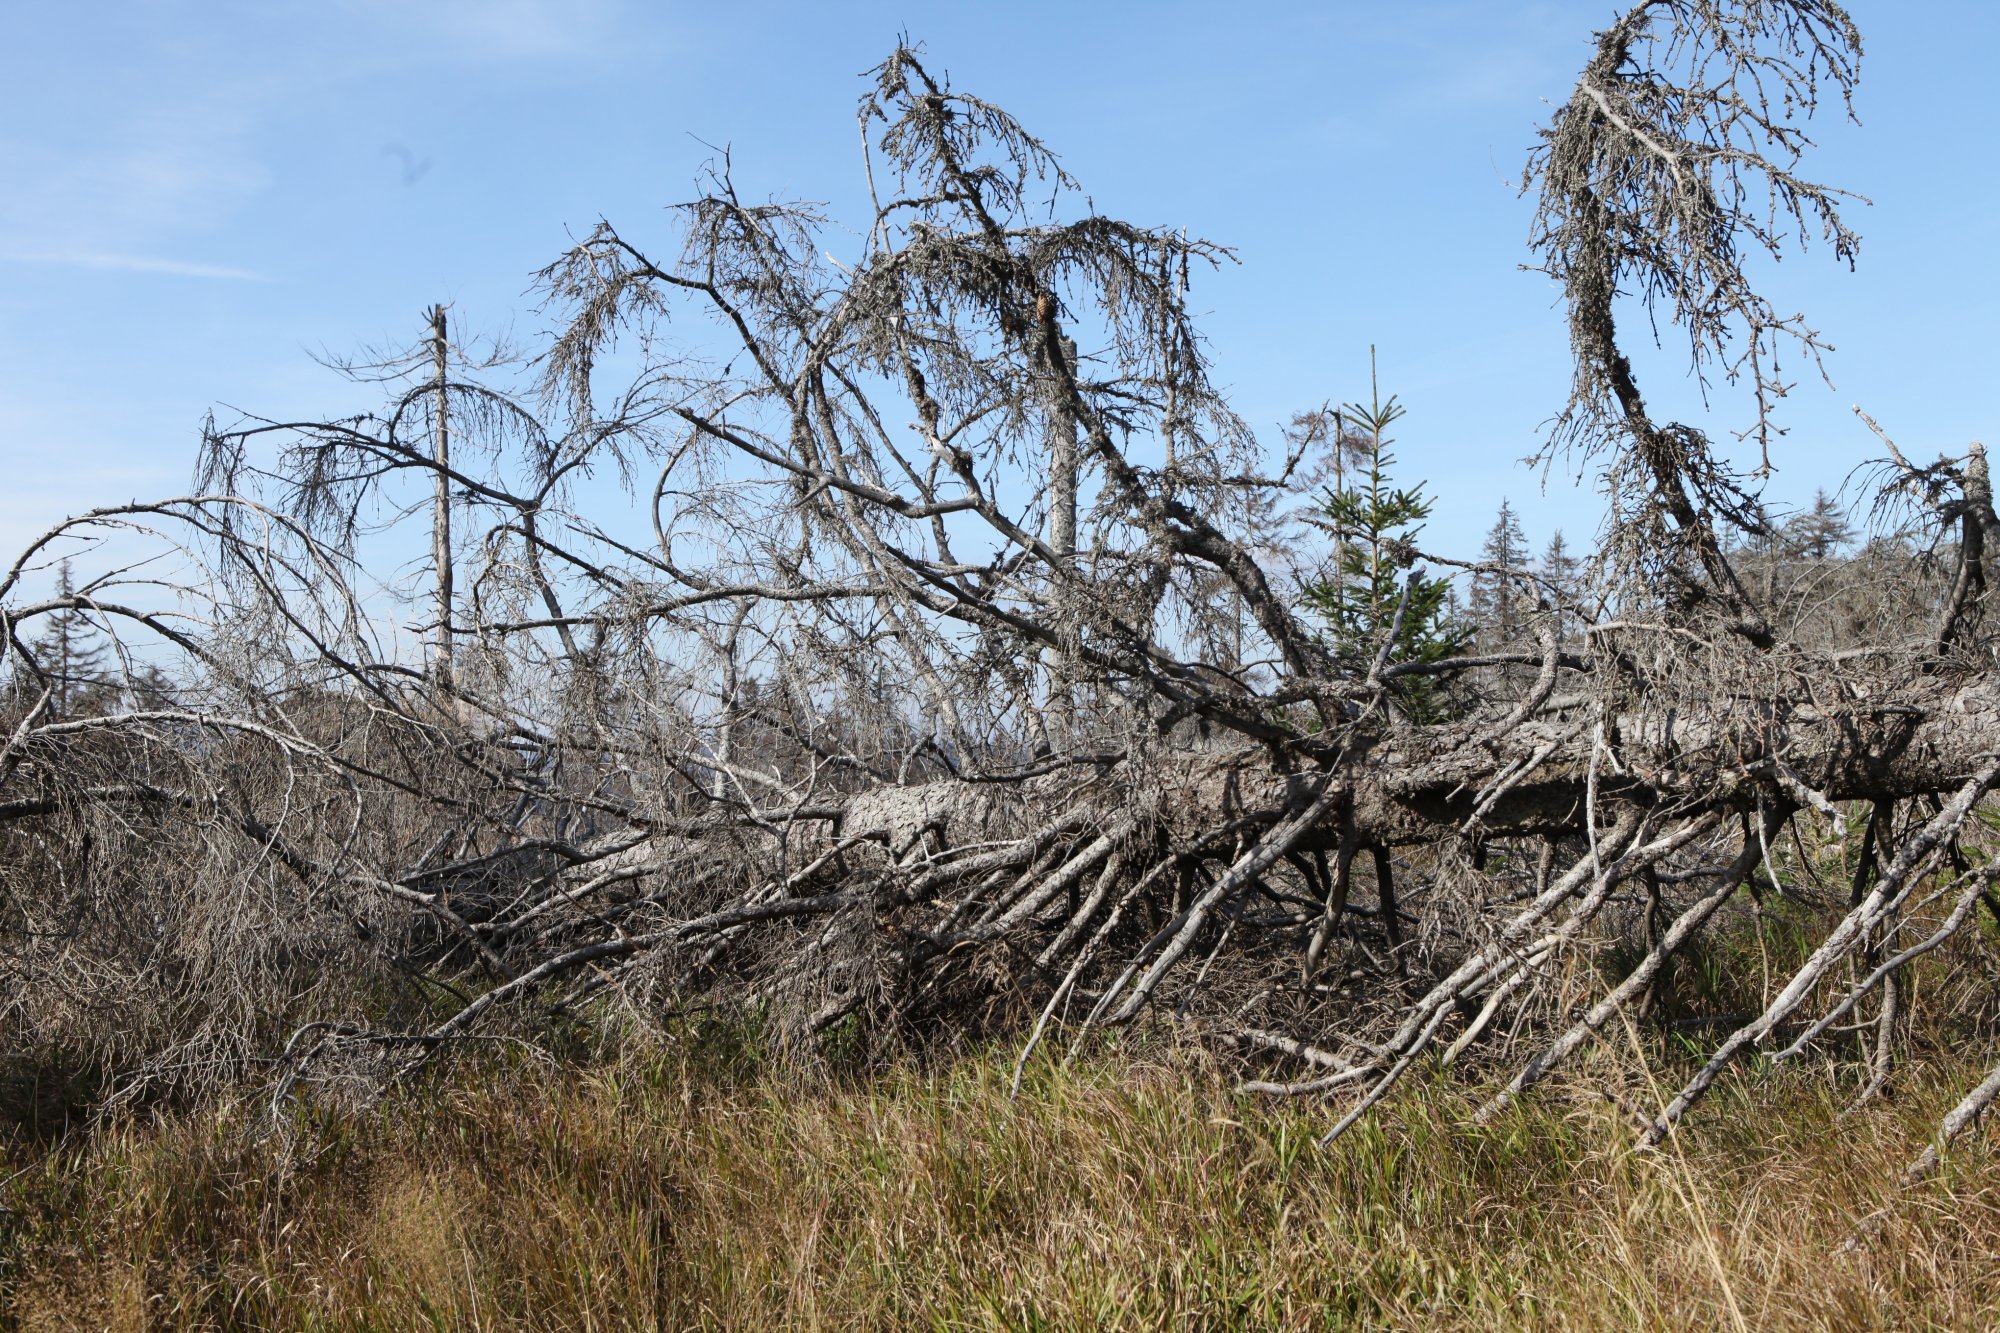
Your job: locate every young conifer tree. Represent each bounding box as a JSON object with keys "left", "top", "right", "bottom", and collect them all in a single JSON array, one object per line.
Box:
[
  {"left": 1470, "top": 499, "right": 1530, "bottom": 650},
  {"left": 1303, "top": 365, "right": 1468, "bottom": 721},
  {"left": 25, "top": 560, "right": 112, "bottom": 718},
  {"left": 1786, "top": 488, "right": 1854, "bottom": 561},
  {"left": 1539, "top": 528, "right": 1584, "bottom": 646}
]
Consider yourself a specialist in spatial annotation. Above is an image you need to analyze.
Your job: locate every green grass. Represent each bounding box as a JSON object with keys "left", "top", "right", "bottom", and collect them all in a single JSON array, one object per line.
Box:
[{"left": 4, "top": 1032, "right": 1998, "bottom": 1331}]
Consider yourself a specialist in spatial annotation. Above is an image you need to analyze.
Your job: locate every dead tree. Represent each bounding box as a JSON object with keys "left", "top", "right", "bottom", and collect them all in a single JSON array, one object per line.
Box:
[{"left": 9, "top": 2, "right": 2000, "bottom": 1189}]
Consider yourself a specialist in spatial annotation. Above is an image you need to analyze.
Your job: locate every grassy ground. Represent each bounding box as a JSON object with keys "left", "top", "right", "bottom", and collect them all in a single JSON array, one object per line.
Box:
[{"left": 3, "top": 1028, "right": 1997, "bottom": 1331}]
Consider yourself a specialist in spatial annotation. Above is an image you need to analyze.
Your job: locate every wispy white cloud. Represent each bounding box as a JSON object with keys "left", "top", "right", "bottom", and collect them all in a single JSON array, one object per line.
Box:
[
  {"left": 0, "top": 85, "right": 271, "bottom": 266},
  {"left": 0, "top": 249, "right": 267, "bottom": 281},
  {"left": 325, "top": 0, "right": 650, "bottom": 70},
  {"left": 0, "top": 0, "right": 665, "bottom": 263}
]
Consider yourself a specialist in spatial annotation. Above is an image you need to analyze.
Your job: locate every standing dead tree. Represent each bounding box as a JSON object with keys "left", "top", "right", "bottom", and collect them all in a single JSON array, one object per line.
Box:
[{"left": 6, "top": 2, "right": 2000, "bottom": 1189}]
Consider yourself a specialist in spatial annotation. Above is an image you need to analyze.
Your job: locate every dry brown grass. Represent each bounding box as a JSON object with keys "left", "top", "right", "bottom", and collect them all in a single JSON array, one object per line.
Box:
[{"left": 3, "top": 1032, "right": 1998, "bottom": 1330}]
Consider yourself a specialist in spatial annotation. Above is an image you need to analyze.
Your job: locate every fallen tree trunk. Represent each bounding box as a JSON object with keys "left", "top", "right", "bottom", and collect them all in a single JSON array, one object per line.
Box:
[{"left": 9, "top": 3, "right": 2000, "bottom": 1221}]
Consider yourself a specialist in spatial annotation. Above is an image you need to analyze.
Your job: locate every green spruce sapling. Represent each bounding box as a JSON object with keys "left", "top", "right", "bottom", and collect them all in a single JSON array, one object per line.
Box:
[{"left": 1302, "top": 365, "right": 1468, "bottom": 722}]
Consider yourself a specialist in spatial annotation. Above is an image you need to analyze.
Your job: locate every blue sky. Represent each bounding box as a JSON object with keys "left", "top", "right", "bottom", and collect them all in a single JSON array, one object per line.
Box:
[{"left": 2, "top": 0, "right": 1994, "bottom": 565}]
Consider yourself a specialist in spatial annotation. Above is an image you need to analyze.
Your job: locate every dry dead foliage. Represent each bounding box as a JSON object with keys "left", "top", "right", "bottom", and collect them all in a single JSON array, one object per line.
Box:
[{"left": 4, "top": 0, "right": 1998, "bottom": 1220}]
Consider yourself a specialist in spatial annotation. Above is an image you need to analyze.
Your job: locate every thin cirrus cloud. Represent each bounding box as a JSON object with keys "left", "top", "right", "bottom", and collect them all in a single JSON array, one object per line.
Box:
[
  {"left": 323, "top": 0, "right": 642, "bottom": 71},
  {"left": 0, "top": 108, "right": 271, "bottom": 280},
  {"left": 0, "top": 0, "right": 637, "bottom": 283},
  {"left": 0, "top": 249, "right": 266, "bottom": 281}
]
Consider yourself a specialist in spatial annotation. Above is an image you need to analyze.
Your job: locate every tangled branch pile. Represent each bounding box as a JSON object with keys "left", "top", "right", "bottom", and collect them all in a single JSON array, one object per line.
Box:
[{"left": 6, "top": 1, "right": 1998, "bottom": 1178}]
